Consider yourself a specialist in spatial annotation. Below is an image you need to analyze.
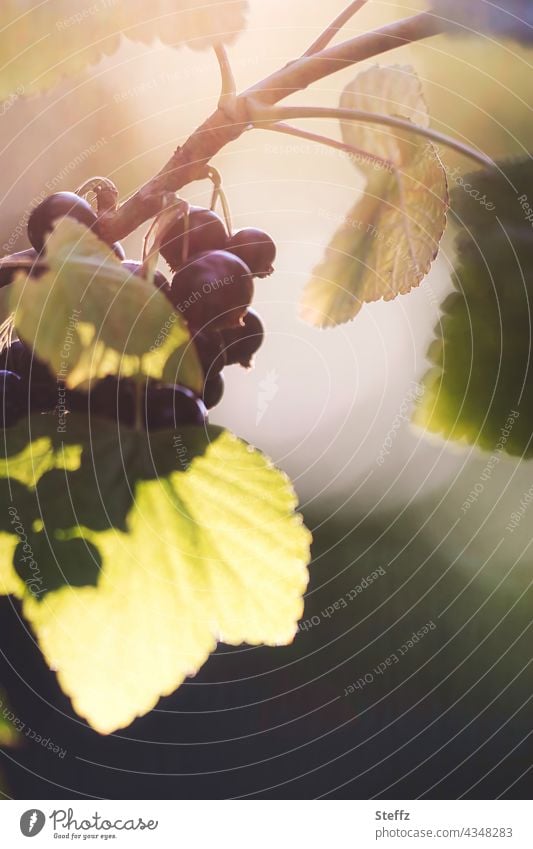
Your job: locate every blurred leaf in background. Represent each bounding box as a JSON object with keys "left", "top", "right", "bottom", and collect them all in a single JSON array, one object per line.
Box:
[{"left": 414, "top": 158, "right": 533, "bottom": 457}]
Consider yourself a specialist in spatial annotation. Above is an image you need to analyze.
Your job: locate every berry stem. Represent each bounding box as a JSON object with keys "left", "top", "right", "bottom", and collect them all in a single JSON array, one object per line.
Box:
[
  {"left": 302, "top": 0, "right": 369, "bottom": 57},
  {"left": 248, "top": 103, "right": 494, "bottom": 168},
  {"left": 75, "top": 176, "right": 119, "bottom": 215},
  {"left": 208, "top": 167, "right": 233, "bottom": 237}
]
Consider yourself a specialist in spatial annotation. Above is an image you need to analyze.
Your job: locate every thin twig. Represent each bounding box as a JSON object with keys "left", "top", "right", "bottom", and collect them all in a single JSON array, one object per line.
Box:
[
  {"left": 303, "top": 0, "right": 369, "bottom": 56},
  {"left": 262, "top": 121, "right": 394, "bottom": 172},
  {"left": 214, "top": 42, "right": 237, "bottom": 110},
  {"left": 249, "top": 103, "right": 494, "bottom": 168}
]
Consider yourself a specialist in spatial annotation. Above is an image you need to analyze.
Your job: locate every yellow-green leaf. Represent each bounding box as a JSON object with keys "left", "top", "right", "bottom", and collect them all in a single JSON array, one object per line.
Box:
[
  {"left": 7, "top": 219, "right": 201, "bottom": 391},
  {"left": 0, "top": 417, "right": 311, "bottom": 734},
  {"left": 0, "top": 1, "right": 249, "bottom": 102},
  {"left": 300, "top": 147, "right": 448, "bottom": 327},
  {"left": 340, "top": 65, "right": 430, "bottom": 171}
]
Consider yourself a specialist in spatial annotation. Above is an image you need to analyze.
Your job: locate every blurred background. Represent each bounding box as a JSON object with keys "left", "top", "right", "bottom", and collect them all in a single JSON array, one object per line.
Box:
[{"left": 0, "top": 0, "right": 531, "bottom": 798}]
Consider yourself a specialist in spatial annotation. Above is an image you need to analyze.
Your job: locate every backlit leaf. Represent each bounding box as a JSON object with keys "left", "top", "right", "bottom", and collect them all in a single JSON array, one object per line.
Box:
[
  {"left": 0, "top": 0, "right": 249, "bottom": 102},
  {"left": 300, "top": 66, "right": 448, "bottom": 327},
  {"left": 414, "top": 158, "right": 533, "bottom": 456},
  {"left": 300, "top": 145, "right": 448, "bottom": 327},
  {"left": 0, "top": 416, "right": 311, "bottom": 734},
  {"left": 340, "top": 65, "right": 430, "bottom": 171},
  {"left": 7, "top": 219, "right": 202, "bottom": 391}
]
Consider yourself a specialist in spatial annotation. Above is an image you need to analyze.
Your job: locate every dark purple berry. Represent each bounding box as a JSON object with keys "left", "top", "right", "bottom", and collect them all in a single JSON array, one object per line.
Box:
[
  {"left": 0, "top": 370, "right": 23, "bottom": 427},
  {"left": 27, "top": 192, "right": 99, "bottom": 252},
  {"left": 87, "top": 376, "right": 136, "bottom": 427},
  {"left": 121, "top": 260, "right": 170, "bottom": 294},
  {"left": 0, "top": 249, "right": 45, "bottom": 287},
  {"left": 160, "top": 206, "right": 227, "bottom": 270},
  {"left": 170, "top": 250, "right": 253, "bottom": 332},
  {"left": 226, "top": 228, "right": 276, "bottom": 278},
  {"left": 1, "top": 339, "right": 54, "bottom": 386},
  {"left": 202, "top": 372, "right": 225, "bottom": 410},
  {"left": 144, "top": 385, "right": 207, "bottom": 430},
  {"left": 221, "top": 308, "right": 264, "bottom": 368},
  {"left": 192, "top": 330, "right": 226, "bottom": 378}
]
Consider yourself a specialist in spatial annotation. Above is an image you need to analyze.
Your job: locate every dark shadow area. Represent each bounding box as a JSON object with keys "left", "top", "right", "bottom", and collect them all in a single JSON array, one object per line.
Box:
[{"left": 0, "top": 504, "right": 530, "bottom": 799}]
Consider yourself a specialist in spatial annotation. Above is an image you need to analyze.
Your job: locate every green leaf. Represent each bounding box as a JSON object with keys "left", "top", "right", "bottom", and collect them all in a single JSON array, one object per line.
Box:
[
  {"left": 7, "top": 219, "right": 202, "bottom": 392},
  {"left": 300, "top": 146, "right": 448, "bottom": 327},
  {"left": 300, "top": 66, "right": 448, "bottom": 328},
  {"left": 414, "top": 158, "right": 533, "bottom": 456},
  {"left": 340, "top": 65, "right": 430, "bottom": 170},
  {"left": 0, "top": 416, "right": 311, "bottom": 734},
  {"left": 0, "top": 1, "right": 249, "bottom": 102}
]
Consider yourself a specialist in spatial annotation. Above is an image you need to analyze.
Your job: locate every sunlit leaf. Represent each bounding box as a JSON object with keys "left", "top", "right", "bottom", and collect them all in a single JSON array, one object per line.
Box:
[
  {"left": 414, "top": 158, "right": 533, "bottom": 456},
  {"left": 340, "top": 65, "right": 430, "bottom": 171},
  {"left": 7, "top": 219, "right": 201, "bottom": 391},
  {"left": 432, "top": 0, "right": 533, "bottom": 44},
  {"left": 300, "top": 66, "right": 448, "bottom": 327},
  {"left": 300, "top": 145, "right": 448, "bottom": 327},
  {"left": 0, "top": 0, "right": 249, "bottom": 102},
  {"left": 0, "top": 416, "right": 311, "bottom": 734}
]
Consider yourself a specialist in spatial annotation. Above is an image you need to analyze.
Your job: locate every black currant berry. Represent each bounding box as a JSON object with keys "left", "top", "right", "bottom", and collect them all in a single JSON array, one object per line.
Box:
[
  {"left": 192, "top": 330, "right": 226, "bottom": 378},
  {"left": 0, "top": 249, "right": 44, "bottom": 288},
  {"left": 85, "top": 376, "right": 136, "bottom": 427},
  {"left": 28, "top": 381, "right": 58, "bottom": 414},
  {"left": 202, "top": 373, "right": 225, "bottom": 410},
  {"left": 226, "top": 228, "right": 276, "bottom": 278},
  {"left": 160, "top": 206, "right": 227, "bottom": 270},
  {"left": 170, "top": 250, "right": 253, "bottom": 332},
  {"left": 144, "top": 385, "right": 207, "bottom": 430},
  {"left": 0, "top": 370, "right": 23, "bottom": 427},
  {"left": 27, "top": 192, "right": 99, "bottom": 252},
  {"left": 221, "top": 308, "right": 265, "bottom": 368},
  {"left": 121, "top": 260, "right": 170, "bottom": 294},
  {"left": 1, "top": 339, "right": 54, "bottom": 387}
]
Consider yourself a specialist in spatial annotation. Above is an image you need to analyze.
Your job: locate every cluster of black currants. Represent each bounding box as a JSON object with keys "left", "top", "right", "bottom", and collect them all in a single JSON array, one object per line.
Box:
[
  {"left": 160, "top": 204, "right": 274, "bottom": 412},
  {"left": 0, "top": 192, "right": 275, "bottom": 430}
]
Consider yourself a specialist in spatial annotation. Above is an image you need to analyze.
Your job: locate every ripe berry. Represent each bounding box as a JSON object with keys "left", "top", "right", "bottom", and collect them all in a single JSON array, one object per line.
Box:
[
  {"left": 202, "top": 373, "right": 225, "bottom": 410},
  {"left": 1, "top": 339, "right": 54, "bottom": 387},
  {"left": 144, "top": 385, "right": 207, "bottom": 430},
  {"left": 192, "top": 330, "right": 226, "bottom": 378},
  {"left": 0, "top": 249, "right": 44, "bottom": 287},
  {"left": 160, "top": 206, "right": 227, "bottom": 270},
  {"left": 226, "top": 228, "right": 276, "bottom": 278},
  {"left": 0, "top": 370, "right": 23, "bottom": 427},
  {"left": 221, "top": 308, "right": 265, "bottom": 368},
  {"left": 27, "top": 192, "right": 100, "bottom": 252},
  {"left": 170, "top": 250, "right": 253, "bottom": 332},
  {"left": 121, "top": 260, "right": 170, "bottom": 294},
  {"left": 81, "top": 376, "right": 137, "bottom": 427}
]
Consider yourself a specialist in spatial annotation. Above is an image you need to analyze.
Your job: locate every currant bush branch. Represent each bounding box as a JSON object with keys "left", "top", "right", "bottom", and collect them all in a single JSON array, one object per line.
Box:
[{"left": 98, "top": 12, "right": 453, "bottom": 243}]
